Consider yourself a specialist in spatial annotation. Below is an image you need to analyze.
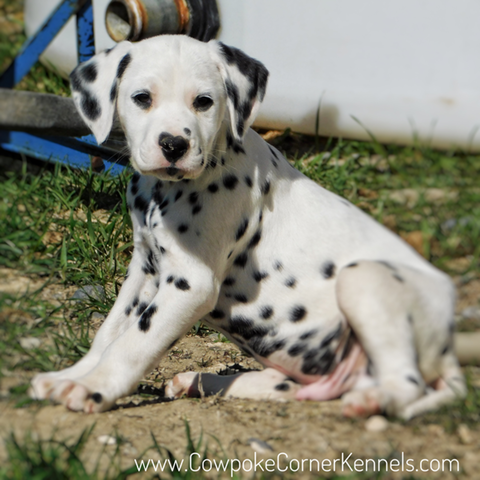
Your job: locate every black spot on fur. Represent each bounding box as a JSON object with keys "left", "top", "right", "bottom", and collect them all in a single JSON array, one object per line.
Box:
[
  {"left": 377, "top": 260, "right": 397, "bottom": 271},
  {"left": 139, "top": 304, "right": 157, "bottom": 332},
  {"left": 178, "top": 224, "right": 189, "bottom": 234},
  {"left": 245, "top": 175, "right": 253, "bottom": 187},
  {"left": 208, "top": 157, "right": 217, "bottom": 169},
  {"left": 91, "top": 392, "right": 103, "bottom": 403},
  {"left": 132, "top": 296, "right": 139, "bottom": 308},
  {"left": 130, "top": 183, "right": 139, "bottom": 196},
  {"left": 188, "top": 192, "right": 199, "bottom": 204},
  {"left": 260, "top": 306, "right": 274, "bottom": 319},
  {"left": 301, "top": 348, "right": 336, "bottom": 376},
  {"left": 184, "top": 128, "right": 191, "bottom": 136},
  {"left": 346, "top": 262, "right": 358, "bottom": 268},
  {"left": 109, "top": 82, "right": 117, "bottom": 103},
  {"left": 249, "top": 338, "right": 286, "bottom": 357},
  {"left": 142, "top": 249, "right": 157, "bottom": 275},
  {"left": 159, "top": 198, "right": 169, "bottom": 210},
  {"left": 392, "top": 273, "right": 405, "bottom": 283},
  {"left": 228, "top": 315, "right": 254, "bottom": 337},
  {"left": 169, "top": 338, "right": 180, "bottom": 349},
  {"left": 116, "top": 53, "right": 132, "bottom": 79},
  {"left": 319, "top": 324, "right": 343, "bottom": 349},
  {"left": 273, "top": 261, "right": 283, "bottom": 271},
  {"left": 234, "top": 294, "right": 248, "bottom": 303},
  {"left": 288, "top": 342, "right": 307, "bottom": 357},
  {"left": 406, "top": 375, "right": 420, "bottom": 386},
  {"left": 125, "top": 305, "right": 132, "bottom": 316},
  {"left": 441, "top": 343, "right": 451, "bottom": 356},
  {"left": 223, "top": 277, "right": 235, "bottom": 287},
  {"left": 174, "top": 278, "right": 190, "bottom": 291},
  {"left": 223, "top": 174, "right": 239, "bottom": 190},
  {"left": 81, "top": 91, "right": 101, "bottom": 121},
  {"left": 290, "top": 305, "right": 307, "bottom": 322},
  {"left": 207, "top": 182, "right": 219, "bottom": 193},
  {"left": 174, "top": 190, "right": 183, "bottom": 202},
  {"left": 248, "top": 230, "right": 262, "bottom": 249},
  {"left": 166, "top": 275, "right": 175, "bottom": 284},
  {"left": 132, "top": 172, "right": 140, "bottom": 183},
  {"left": 275, "top": 382, "right": 290, "bottom": 391},
  {"left": 285, "top": 277, "right": 296, "bottom": 288},
  {"left": 80, "top": 62, "right": 98, "bottom": 83},
  {"left": 299, "top": 329, "right": 317, "bottom": 341},
  {"left": 136, "top": 302, "right": 148, "bottom": 316},
  {"left": 210, "top": 309, "right": 225, "bottom": 319},
  {"left": 192, "top": 204, "right": 202, "bottom": 215},
  {"left": 235, "top": 219, "right": 249, "bottom": 241},
  {"left": 261, "top": 179, "right": 271, "bottom": 195},
  {"left": 234, "top": 252, "right": 248, "bottom": 268},
  {"left": 253, "top": 270, "right": 269, "bottom": 282},
  {"left": 134, "top": 195, "right": 148, "bottom": 214},
  {"left": 322, "top": 261, "right": 336, "bottom": 279}
]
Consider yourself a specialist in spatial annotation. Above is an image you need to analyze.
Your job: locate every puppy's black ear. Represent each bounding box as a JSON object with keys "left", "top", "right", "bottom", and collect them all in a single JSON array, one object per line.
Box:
[
  {"left": 70, "top": 41, "right": 132, "bottom": 144},
  {"left": 210, "top": 41, "right": 269, "bottom": 143}
]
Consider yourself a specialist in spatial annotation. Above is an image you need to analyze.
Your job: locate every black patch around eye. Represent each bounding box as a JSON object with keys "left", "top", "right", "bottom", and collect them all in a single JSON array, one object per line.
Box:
[
  {"left": 116, "top": 53, "right": 132, "bottom": 79},
  {"left": 81, "top": 62, "right": 98, "bottom": 83},
  {"left": 193, "top": 95, "right": 214, "bottom": 112},
  {"left": 132, "top": 91, "right": 152, "bottom": 109}
]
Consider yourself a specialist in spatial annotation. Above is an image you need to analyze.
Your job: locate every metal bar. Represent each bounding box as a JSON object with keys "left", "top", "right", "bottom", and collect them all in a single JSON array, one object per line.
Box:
[
  {"left": 0, "top": 0, "right": 86, "bottom": 88},
  {"left": 77, "top": 0, "right": 95, "bottom": 63},
  {"left": 0, "top": 131, "right": 128, "bottom": 175}
]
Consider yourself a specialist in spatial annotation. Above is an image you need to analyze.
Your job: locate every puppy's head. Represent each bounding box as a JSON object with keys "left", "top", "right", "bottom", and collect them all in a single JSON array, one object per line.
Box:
[{"left": 70, "top": 35, "right": 268, "bottom": 180}]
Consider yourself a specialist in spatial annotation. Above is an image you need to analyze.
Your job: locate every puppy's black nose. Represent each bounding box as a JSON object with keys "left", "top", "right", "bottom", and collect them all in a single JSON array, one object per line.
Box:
[{"left": 159, "top": 132, "right": 189, "bottom": 163}]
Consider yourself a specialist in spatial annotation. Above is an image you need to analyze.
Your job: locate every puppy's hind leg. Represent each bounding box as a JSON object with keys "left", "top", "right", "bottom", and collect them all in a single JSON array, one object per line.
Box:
[
  {"left": 166, "top": 368, "right": 300, "bottom": 401},
  {"left": 335, "top": 260, "right": 458, "bottom": 418}
]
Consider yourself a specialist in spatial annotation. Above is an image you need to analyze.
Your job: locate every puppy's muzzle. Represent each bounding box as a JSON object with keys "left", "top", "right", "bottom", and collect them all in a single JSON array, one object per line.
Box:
[{"left": 159, "top": 132, "right": 189, "bottom": 163}]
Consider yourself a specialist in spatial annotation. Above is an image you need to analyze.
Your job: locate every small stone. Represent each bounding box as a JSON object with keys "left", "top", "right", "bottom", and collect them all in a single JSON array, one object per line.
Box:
[
  {"left": 72, "top": 285, "right": 105, "bottom": 302},
  {"left": 248, "top": 438, "right": 274, "bottom": 454},
  {"left": 97, "top": 435, "right": 117, "bottom": 446},
  {"left": 457, "top": 424, "right": 473, "bottom": 444},
  {"left": 19, "top": 337, "right": 41, "bottom": 350},
  {"left": 461, "top": 306, "right": 480, "bottom": 321},
  {"left": 91, "top": 312, "right": 105, "bottom": 321},
  {"left": 365, "top": 415, "right": 389, "bottom": 432}
]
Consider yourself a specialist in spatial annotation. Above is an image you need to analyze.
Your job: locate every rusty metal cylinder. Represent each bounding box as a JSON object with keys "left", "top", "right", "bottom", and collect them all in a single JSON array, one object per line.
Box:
[{"left": 105, "top": 0, "right": 219, "bottom": 42}]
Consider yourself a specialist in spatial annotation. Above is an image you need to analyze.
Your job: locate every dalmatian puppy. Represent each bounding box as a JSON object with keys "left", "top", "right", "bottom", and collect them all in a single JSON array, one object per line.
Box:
[{"left": 30, "top": 35, "right": 466, "bottom": 419}]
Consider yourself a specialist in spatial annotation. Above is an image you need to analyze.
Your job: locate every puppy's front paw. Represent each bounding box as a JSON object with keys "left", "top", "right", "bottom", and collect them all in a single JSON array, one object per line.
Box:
[
  {"left": 29, "top": 372, "right": 63, "bottom": 400},
  {"left": 341, "top": 388, "right": 384, "bottom": 418}
]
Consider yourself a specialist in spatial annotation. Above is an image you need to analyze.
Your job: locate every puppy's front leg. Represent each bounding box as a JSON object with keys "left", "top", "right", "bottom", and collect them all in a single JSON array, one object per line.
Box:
[
  {"left": 29, "top": 244, "right": 158, "bottom": 400},
  {"left": 52, "top": 266, "right": 218, "bottom": 413}
]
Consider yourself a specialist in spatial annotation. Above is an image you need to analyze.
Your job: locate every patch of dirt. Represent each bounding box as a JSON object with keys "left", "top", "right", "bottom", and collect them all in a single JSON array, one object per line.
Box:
[{"left": 1, "top": 270, "right": 480, "bottom": 478}]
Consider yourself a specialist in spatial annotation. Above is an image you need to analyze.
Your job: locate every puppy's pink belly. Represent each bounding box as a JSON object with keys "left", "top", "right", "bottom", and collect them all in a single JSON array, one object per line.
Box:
[{"left": 260, "top": 342, "right": 369, "bottom": 401}]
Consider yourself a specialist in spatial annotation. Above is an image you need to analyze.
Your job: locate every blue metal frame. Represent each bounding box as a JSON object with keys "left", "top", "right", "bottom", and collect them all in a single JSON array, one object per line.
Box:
[{"left": 0, "top": 0, "right": 127, "bottom": 174}]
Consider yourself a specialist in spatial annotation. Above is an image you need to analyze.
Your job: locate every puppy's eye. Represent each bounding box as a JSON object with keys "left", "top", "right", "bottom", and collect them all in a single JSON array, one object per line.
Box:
[
  {"left": 193, "top": 95, "right": 214, "bottom": 112},
  {"left": 132, "top": 91, "right": 152, "bottom": 109}
]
